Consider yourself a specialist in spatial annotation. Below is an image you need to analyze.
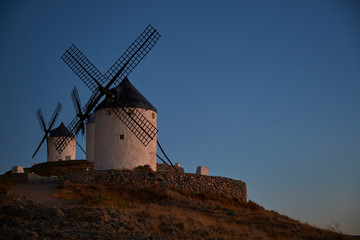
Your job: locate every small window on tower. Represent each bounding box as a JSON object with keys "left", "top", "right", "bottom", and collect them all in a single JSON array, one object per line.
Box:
[
  {"left": 152, "top": 113, "right": 155, "bottom": 119},
  {"left": 120, "top": 134, "right": 124, "bottom": 140}
]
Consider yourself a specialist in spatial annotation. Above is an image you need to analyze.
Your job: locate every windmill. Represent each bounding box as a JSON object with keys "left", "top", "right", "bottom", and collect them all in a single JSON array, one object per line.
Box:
[
  {"left": 32, "top": 103, "right": 76, "bottom": 162},
  {"left": 56, "top": 25, "right": 173, "bottom": 170},
  {"left": 71, "top": 86, "right": 95, "bottom": 161}
]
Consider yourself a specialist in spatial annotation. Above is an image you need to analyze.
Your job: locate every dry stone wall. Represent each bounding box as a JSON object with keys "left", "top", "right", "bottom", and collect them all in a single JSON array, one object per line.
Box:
[
  {"left": 156, "top": 163, "right": 184, "bottom": 173},
  {"left": 62, "top": 169, "right": 247, "bottom": 201}
]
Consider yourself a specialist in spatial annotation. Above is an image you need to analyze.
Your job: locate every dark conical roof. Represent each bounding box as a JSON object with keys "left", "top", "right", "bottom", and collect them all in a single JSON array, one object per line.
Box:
[
  {"left": 95, "top": 77, "right": 157, "bottom": 112},
  {"left": 49, "top": 122, "right": 74, "bottom": 138}
]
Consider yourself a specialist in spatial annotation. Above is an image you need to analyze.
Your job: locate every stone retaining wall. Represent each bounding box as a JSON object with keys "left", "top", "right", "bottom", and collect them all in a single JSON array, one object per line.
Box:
[
  {"left": 156, "top": 163, "right": 184, "bottom": 173},
  {"left": 62, "top": 170, "right": 247, "bottom": 201}
]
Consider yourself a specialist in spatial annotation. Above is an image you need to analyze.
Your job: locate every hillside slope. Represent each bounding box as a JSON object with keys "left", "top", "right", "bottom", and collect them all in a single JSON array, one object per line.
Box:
[{"left": 0, "top": 180, "right": 358, "bottom": 240}]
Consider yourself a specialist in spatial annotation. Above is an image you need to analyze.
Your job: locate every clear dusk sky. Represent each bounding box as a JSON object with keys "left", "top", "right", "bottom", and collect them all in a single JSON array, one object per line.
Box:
[{"left": 0, "top": 0, "right": 359, "bottom": 235}]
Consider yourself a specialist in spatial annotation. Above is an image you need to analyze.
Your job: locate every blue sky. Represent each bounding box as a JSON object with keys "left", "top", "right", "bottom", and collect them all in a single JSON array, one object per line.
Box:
[{"left": 0, "top": 0, "right": 359, "bottom": 235}]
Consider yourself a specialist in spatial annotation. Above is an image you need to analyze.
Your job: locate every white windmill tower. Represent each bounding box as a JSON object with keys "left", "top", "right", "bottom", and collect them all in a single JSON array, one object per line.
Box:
[
  {"left": 55, "top": 25, "right": 164, "bottom": 170},
  {"left": 32, "top": 103, "right": 76, "bottom": 162},
  {"left": 48, "top": 122, "right": 76, "bottom": 161},
  {"left": 85, "top": 113, "right": 95, "bottom": 161},
  {"left": 93, "top": 77, "right": 157, "bottom": 170}
]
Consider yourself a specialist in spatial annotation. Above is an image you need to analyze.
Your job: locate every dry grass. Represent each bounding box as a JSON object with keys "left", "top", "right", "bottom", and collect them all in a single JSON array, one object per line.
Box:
[
  {"left": 30, "top": 160, "right": 93, "bottom": 177},
  {"left": 54, "top": 182, "right": 172, "bottom": 208},
  {"left": 53, "top": 183, "right": 357, "bottom": 240}
]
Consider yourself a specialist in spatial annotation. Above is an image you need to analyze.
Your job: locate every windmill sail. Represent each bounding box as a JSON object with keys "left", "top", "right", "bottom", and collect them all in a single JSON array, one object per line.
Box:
[
  {"left": 62, "top": 45, "right": 107, "bottom": 92},
  {"left": 32, "top": 102, "right": 62, "bottom": 158},
  {"left": 55, "top": 25, "right": 161, "bottom": 154}
]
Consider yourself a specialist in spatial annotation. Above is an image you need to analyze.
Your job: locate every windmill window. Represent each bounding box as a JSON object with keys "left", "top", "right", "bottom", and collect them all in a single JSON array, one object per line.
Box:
[
  {"left": 120, "top": 134, "right": 124, "bottom": 140},
  {"left": 152, "top": 113, "right": 155, "bottom": 119},
  {"left": 65, "top": 156, "right": 71, "bottom": 160}
]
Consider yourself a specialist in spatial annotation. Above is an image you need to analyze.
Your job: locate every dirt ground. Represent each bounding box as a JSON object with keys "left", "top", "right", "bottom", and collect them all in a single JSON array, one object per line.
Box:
[{"left": 8, "top": 182, "right": 77, "bottom": 207}]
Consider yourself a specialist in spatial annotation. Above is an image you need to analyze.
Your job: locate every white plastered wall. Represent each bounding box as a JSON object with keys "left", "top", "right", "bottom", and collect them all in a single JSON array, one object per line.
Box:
[
  {"left": 47, "top": 137, "right": 76, "bottom": 162},
  {"left": 94, "top": 107, "right": 157, "bottom": 171},
  {"left": 86, "top": 122, "right": 95, "bottom": 161}
]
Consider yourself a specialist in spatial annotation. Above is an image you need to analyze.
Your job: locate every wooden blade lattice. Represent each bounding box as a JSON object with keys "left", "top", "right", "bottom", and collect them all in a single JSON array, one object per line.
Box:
[
  {"left": 71, "top": 87, "right": 82, "bottom": 116},
  {"left": 62, "top": 45, "right": 107, "bottom": 92},
  {"left": 55, "top": 90, "right": 101, "bottom": 153},
  {"left": 36, "top": 108, "right": 46, "bottom": 131},
  {"left": 105, "top": 25, "right": 161, "bottom": 87},
  {"left": 33, "top": 102, "right": 62, "bottom": 158},
  {"left": 54, "top": 115, "right": 81, "bottom": 153},
  {"left": 48, "top": 102, "right": 62, "bottom": 130}
]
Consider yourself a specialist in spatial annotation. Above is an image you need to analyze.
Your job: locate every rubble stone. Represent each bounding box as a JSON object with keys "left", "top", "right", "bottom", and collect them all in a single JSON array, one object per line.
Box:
[{"left": 61, "top": 164, "right": 247, "bottom": 201}]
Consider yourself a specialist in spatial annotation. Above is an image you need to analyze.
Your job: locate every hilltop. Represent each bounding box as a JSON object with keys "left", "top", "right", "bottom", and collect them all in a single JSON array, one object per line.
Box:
[{"left": 0, "top": 162, "right": 358, "bottom": 240}]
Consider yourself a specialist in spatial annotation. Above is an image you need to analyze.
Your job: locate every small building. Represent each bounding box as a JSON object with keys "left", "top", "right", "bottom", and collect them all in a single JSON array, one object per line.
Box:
[
  {"left": 93, "top": 78, "right": 157, "bottom": 171},
  {"left": 196, "top": 166, "right": 209, "bottom": 176},
  {"left": 12, "top": 166, "right": 24, "bottom": 173},
  {"left": 47, "top": 122, "right": 76, "bottom": 162}
]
